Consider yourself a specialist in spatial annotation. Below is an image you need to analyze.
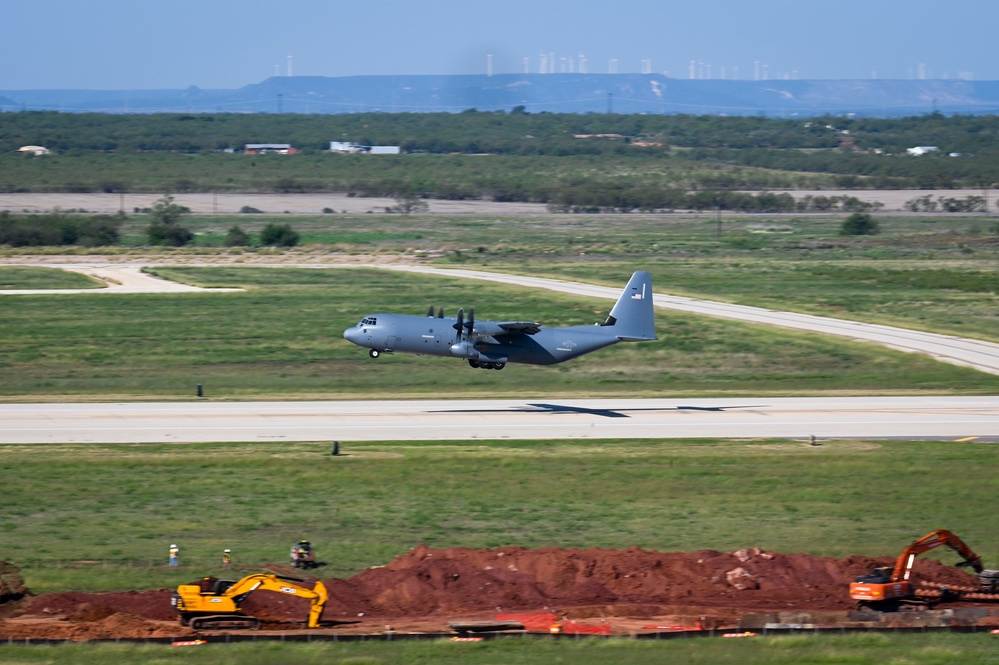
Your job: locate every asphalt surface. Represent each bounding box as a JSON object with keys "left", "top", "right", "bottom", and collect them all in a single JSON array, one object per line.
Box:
[{"left": 1, "top": 397, "right": 997, "bottom": 444}]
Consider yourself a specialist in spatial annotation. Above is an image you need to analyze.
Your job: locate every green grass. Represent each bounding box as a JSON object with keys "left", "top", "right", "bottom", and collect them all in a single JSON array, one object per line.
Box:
[
  {"left": 524, "top": 258, "right": 999, "bottom": 344},
  {"left": 2, "top": 438, "right": 997, "bottom": 593},
  {"left": 0, "top": 267, "right": 103, "bottom": 290},
  {"left": 0, "top": 633, "right": 997, "bottom": 665},
  {"left": 3, "top": 230, "right": 999, "bottom": 662},
  {"left": 3, "top": 266, "right": 998, "bottom": 398}
]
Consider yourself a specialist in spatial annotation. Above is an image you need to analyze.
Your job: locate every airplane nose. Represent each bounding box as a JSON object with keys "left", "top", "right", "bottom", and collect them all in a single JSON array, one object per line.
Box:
[{"left": 343, "top": 327, "right": 359, "bottom": 344}]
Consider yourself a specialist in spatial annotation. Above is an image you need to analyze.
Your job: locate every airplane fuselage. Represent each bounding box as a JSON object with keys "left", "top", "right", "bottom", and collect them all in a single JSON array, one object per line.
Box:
[
  {"left": 343, "top": 313, "right": 619, "bottom": 366},
  {"left": 343, "top": 271, "right": 657, "bottom": 370}
]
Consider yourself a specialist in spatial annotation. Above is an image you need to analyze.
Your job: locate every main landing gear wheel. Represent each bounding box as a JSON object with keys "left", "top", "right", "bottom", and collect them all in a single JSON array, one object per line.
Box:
[
  {"left": 468, "top": 360, "right": 505, "bottom": 370},
  {"left": 369, "top": 349, "right": 380, "bottom": 358}
]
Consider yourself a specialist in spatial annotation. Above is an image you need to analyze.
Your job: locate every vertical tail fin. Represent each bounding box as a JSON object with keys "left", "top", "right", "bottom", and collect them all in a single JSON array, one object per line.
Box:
[{"left": 601, "top": 271, "right": 656, "bottom": 341}]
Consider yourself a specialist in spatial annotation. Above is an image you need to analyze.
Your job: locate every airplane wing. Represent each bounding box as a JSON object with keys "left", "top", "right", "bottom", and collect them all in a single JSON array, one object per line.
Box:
[{"left": 471, "top": 321, "right": 542, "bottom": 336}]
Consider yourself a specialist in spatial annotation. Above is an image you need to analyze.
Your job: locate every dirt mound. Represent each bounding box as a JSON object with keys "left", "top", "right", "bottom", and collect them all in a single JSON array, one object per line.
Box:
[
  {"left": 315, "top": 545, "right": 984, "bottom": 619},
  {"left": 24, "top": 590, "right": 175, "bottom": 621},
  {"left": 2, "top": 545, "right": 991, "bottom": 640}
]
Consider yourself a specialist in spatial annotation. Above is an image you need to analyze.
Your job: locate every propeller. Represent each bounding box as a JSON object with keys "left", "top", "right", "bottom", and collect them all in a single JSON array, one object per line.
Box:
[
  {"left": 465, "top": 308, "right": 475, "bottom": 336},
  {"left": 437, "top": 307, "right": 444, "bottom": 318},
  {"left": 427, "top": 306, "right": 435, "bottom": 317},
  {"left": 453, "top": 308, "right": 465, "bottom": 339}
]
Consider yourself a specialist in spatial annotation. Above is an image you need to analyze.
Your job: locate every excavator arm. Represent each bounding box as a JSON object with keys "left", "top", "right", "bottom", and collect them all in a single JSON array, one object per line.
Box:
[
  {"left": 888, "top": 529, "right": 983, "bottom": 583},
  {"left": 241, "top": 574, "right": 328, "bottom": 628}
]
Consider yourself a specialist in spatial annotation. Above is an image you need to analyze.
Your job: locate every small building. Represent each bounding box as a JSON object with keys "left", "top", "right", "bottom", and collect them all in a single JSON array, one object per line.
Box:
[
  {"left": 244, "top": 143, "right": 296, "bottom": 155},
  {"left": 906, "top": 146, "right": 939, "bottom": 156},
  {"left": 17, "top": 145, "right": 51, "bottom": 156},
  {"left": 329, "top": 141, "right": 400, "bottom": 154}
]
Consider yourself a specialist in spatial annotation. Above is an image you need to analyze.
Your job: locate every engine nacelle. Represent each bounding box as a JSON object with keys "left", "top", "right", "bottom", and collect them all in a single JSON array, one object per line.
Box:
[
  {"left": 450, "top": 342, "right": 509, "bottom": 364},
  {"left": 449, "top": 341, "right": 480, "bottom": 359}
]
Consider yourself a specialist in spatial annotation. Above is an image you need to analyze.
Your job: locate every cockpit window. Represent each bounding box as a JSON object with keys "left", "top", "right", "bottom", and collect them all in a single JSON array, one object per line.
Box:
[{"left": 361, "top": 317, "right": 377, "bottom": 326}]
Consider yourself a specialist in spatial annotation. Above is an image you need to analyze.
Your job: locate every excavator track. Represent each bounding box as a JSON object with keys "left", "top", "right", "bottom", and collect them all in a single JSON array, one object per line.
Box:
[
  {"left": 918, "top": 581, "right": 999, "bottom": 602},
  {"left": 189, "top": 615, "right": 261, "bottom": 630}
]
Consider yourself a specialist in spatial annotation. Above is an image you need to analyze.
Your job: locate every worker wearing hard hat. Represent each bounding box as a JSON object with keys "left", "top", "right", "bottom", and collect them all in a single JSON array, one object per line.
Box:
[
  {"left": 169, "top": 544, "right": 179, "bottom": 567},
  {"left": 222, "top": 548, "right": 232, "bottom": 569}
]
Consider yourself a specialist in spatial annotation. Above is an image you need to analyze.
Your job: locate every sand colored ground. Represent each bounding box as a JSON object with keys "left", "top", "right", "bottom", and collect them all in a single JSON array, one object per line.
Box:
[
  {"left": 3, "top": 546, "right": 997, "bottom": 641},
  {"left": 0, "top": 190, "right": 992, "bottom": 216}
]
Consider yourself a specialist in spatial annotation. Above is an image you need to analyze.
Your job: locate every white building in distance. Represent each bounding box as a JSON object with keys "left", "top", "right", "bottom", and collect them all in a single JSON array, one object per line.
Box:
[{"left": 329, "top": 141, "right": 400, "bottom": 154}]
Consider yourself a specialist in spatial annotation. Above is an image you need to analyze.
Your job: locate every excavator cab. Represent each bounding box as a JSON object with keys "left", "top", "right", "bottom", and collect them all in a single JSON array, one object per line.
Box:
[{"left": 853, "top": 567, "right": 892, "bottom": 585}]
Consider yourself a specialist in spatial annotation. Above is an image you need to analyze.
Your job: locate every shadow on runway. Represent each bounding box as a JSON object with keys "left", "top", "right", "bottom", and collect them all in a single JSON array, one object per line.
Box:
[{"left": 428, "top": 403, "right": 765, "bottom": 419}]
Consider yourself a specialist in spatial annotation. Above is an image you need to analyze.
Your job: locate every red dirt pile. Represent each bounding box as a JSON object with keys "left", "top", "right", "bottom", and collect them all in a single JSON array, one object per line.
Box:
[
  {"left": 0, "top": 546, "right": 990, "bottom": 640},
  {"left": 318, "top": 545, "right": 983, "bottom": 619}
]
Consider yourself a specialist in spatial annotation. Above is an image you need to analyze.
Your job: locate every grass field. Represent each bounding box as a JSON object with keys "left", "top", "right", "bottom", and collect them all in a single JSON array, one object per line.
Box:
[
  {"left": 0, "top": 266, "right": 102, "bottom": 290},
  {"left": 3, "top": 213, "right": 999, "bottom": 661},
  {"left": 3, "top": 265, "right": 999, "bottom": 399},
  {"left": 1, "top": 633, "right": 998, "bottom": 665},
  {"left": 3, "top": 437, "right": 997, "bottom": 594}
]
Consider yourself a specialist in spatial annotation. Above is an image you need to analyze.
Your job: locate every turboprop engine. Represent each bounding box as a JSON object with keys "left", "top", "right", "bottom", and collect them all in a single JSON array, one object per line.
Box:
[{"left": 449, "top": 341, "right": 480, "bottom": 358}]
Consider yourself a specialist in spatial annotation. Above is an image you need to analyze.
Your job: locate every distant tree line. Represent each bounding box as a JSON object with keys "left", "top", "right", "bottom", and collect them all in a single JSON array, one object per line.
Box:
[
  {"left": 545, "top": 189, "right": 885, "bottom": 214},
  {"left": 0, "top": 196, "right": 301, "bottom": 248},
  {"left": 2, "top": 110, "right": 999, "bottom": 189},
  {"left": 4, "top": 109, "right": 999, "bottom": 155},
  {"left": 0, "top": 211, "right": 122, "bottom": 247},
  {"left": 0, "top": 109, "right": 999, "bottom": 195}
]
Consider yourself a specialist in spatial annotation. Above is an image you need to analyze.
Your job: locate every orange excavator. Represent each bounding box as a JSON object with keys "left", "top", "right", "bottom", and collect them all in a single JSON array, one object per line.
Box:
[{"left": 850, "top": 529, "right": 999, "bottom": 609}]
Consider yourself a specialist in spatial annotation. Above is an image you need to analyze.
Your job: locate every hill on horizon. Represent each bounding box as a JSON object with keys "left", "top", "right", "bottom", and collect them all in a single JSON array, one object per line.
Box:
[{"left": 3, "top": 74, "right": 999, "bottom": 117}]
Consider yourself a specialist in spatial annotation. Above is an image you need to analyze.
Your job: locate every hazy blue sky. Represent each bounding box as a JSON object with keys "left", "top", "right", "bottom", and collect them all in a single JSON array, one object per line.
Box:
[{"left": 3, "top": 0, "right": 996, "bottom": 89}]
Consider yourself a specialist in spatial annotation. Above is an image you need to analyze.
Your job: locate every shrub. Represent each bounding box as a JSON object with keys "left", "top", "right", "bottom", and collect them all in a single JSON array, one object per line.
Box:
[
  {"left": 840, "top": 212, "right": 879, "bottom": 236},
  {"left": 146, "top": 194, "right": 193, "bottom": 246},
  {"left": 147, "top": 222, "right": 194, "bottom": 246},
  {"left": 259, "top": 223, "right": 300, "bottom": 247},
  {"left": 223, "top": 225, "right": 251, "bottom": 247}
]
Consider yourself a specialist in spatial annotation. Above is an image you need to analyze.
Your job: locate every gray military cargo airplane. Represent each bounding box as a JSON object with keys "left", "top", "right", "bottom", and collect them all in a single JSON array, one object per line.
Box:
[{"left": 343, "top": 271, "right": 656, "bottom": 370}]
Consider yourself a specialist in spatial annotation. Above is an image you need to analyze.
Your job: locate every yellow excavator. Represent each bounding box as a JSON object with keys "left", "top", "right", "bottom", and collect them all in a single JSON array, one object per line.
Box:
[{"left": 172, "top": 573, "right": 328, "bottom": 630}]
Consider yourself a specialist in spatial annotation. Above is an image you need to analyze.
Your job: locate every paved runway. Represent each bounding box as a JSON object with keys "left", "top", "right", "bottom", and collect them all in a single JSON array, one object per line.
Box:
[{"left": 1, "top": 396, "right": 996, "bottom": 444}]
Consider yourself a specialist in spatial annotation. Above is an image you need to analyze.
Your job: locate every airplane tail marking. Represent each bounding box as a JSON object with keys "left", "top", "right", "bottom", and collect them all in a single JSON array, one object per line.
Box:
[{"left": 602, "top": 271, "right": 656, "bottom": 341}]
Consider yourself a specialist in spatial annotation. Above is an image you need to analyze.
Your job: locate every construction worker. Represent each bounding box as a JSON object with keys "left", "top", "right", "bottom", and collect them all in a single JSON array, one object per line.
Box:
[
  {"left": 169, "top": 544, "right": 179, "bottom": 567},
  {"left": 222, "top": 549, "right": 232, "bottom": 569},
  {"left": 291, "top": 539, "right": 315, "bottom": 568}
]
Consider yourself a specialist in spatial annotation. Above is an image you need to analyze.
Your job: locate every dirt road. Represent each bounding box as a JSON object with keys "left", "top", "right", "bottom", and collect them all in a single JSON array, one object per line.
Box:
[{"left": 0, "top": 190, "right": 991, "bottom": 215}]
